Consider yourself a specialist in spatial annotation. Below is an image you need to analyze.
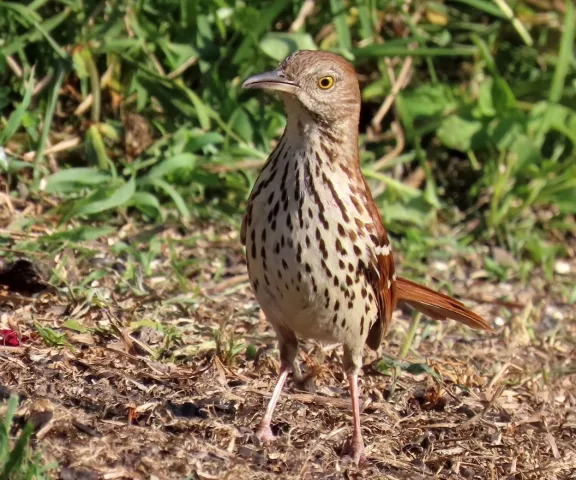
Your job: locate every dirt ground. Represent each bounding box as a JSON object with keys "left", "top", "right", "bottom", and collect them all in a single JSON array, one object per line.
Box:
[{"left": 1, "top": 223, "right": 575, "bottom": 479}]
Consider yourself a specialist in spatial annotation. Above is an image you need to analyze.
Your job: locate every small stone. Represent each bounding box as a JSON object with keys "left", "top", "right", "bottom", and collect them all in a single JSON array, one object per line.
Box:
[
  {"left": 544, "top": 305, "right": 564, "bottom": 321},
  {"left": 29, "top": 353, "right": 46, "bottom": 362},
  {"left": 431, "top": 261, "right": 448, "bottom": 272},
  {"left": 489, "top": 431, "right": 502, "bottom": 445},
  {"left": 461, "top": 467, "right": 475, "bottom": 478},
  {"left": 495, "top": 316, "right": 506, "bottom": 327},
  {"left": 555, "top": 393, "right": 566, "bottom": 403},
  {"left": 554, "top": 260, "right": 570, "bottom": 275},
  {"left": 492, "top": 247, "right": 517, "bottom": 268}
]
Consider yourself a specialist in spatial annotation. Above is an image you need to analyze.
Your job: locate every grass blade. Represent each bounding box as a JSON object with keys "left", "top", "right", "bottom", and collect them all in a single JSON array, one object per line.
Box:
[
  {"left": 149, "top": 178, "right": 191, "bottom": 221},
  {"left": 330, "top": 0, "right": 352, "bottom": 50},
  {"left": 357, "top": 0, "right": 374, "bottom": 40},
  {"left": 492, "top": 0, "right": 533, "bottom": 46},
  {"left": 0, "top": 68, "right": 35, "bottom": 144},
  {"left": 549, "top": 0, "right": 575, "bottom": 103},
  {"left": 450, "top": 0, "right": 506, "bottom": 18},
  {"left": 34, "top": 64, "right": 66, "bottom": 182},
  {"left": 2, "top": 423, "right": 35, "bottom": 477},
  {"left": 353, "top": 45, "right": 478, "bottom": 58},
  {"left": 68, "top": 178, "right": 136, "bottom": 218}
]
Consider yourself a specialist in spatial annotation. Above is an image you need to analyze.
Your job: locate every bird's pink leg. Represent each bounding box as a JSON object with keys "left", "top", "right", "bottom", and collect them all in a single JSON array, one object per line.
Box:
[
  {"left": 255, "top": 362, "right": 290, "bottom": 442},
  {"left": 347, "top": 370, "right": 365, "bottom": 464}
]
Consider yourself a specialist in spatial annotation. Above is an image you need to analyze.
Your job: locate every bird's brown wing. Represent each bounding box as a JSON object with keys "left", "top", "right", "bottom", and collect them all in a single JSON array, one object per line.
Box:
[
  {"left": 358, "top": 178, "right": 492, "bottom": 349},
  {"left": 360, "top": 177, "right": 398, "bottom": 350}
]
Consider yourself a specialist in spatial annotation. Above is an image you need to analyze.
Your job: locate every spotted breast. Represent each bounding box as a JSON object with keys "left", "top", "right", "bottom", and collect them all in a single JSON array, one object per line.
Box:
[{"left": 243, "top": 110, "right": 388, "bottom": 349}]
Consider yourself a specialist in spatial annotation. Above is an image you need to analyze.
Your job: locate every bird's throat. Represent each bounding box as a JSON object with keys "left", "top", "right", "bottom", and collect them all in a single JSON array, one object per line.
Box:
[{"left": 281, "top": 95, "right": 360, "bottom": 160}]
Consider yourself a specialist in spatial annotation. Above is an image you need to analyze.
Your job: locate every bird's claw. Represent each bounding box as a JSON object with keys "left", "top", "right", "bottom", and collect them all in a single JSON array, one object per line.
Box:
[
  {"left": 255, "top": 423, "right": 277, "bottom": 443},
  {"left": 341, "top": 437, "right": 366, "bottom": 466}
]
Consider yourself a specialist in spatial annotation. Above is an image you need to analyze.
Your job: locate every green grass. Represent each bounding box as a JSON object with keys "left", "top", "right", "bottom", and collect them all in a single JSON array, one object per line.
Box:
[
  {"left": 0, "top": 0, "right": 575, "bottom": 272},
  {"left": 0, "top": 395, "right": 55, "bottom": 479}
]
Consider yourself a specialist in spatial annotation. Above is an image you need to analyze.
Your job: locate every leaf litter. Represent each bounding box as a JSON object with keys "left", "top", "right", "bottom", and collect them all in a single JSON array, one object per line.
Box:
[{"left": 0, "top": 219, "right": 575, "bottom": 479}]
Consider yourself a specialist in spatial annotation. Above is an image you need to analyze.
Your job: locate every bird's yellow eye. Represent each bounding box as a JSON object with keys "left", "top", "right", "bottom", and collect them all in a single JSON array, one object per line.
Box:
[{"left": 318, "top": 76, "right": 334, "bottom": 89}]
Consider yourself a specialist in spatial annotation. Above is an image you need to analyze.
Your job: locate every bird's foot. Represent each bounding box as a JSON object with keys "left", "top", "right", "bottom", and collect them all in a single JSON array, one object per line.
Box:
[
  {"left": 255, "top": 422, "right": 277, "bottom": 443},
  {"left": 341, "top": 437, "right": 366, "bottom": 466}
]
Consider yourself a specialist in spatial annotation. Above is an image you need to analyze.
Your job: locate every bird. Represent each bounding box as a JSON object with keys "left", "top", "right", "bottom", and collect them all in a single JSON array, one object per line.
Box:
[{"left": 240, "top": 50, "right": 492, "bottom": 464}]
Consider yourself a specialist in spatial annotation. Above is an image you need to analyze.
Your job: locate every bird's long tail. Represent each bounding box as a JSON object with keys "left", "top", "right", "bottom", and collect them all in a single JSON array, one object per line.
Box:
[{"left": 395, "top": 277, "right": 493, "bottom": 332}]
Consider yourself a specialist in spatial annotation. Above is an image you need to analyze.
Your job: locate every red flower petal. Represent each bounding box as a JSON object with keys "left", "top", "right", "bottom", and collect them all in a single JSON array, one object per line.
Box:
[{"left": 0, "top": 329, "right": 22, "bottom": 347}]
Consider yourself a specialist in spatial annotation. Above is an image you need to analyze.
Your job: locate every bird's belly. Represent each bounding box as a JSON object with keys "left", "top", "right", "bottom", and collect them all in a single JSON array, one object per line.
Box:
[
  {"left": 245, "top": 221, "right": 337, "bottom": 341},
  {"left": 246, "top": 197, "right": 378, "bottom": 344}
]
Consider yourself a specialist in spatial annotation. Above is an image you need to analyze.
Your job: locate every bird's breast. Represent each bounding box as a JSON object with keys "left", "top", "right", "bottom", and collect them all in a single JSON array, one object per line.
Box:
[{"left": 245, "top": 143, "right": 380, "bottom": 344}]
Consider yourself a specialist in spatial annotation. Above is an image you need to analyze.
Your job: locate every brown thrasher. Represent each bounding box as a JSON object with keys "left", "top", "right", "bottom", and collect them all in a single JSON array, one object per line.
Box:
[{"left": 241, "top": 51, "right": 492, "bottom": 464}]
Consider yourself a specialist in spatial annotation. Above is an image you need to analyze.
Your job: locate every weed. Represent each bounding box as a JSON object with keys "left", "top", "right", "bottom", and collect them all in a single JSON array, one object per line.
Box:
[
  {"left": 0, "top": 395, "right": 56, "bottom": 479},
  {"left": 33, "top": 323, "right": 71, "bottom": 350},
  {"left": 214, "top": 329, "right": 246, "bottom": 367}
]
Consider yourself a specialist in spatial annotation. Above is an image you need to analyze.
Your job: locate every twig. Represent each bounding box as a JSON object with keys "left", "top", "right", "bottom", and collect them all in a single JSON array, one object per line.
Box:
[
  {"left": 0, "top": 192, "right": 15, "bottom": 215},
  {"left": 290, "top": 0, "right": 315, "bottom": 32},
  {"left": 33, "top": 72, "right": 55, "bottom": 97},
  {"left": 23, "top": 137, "right": 81, "bottom": 162},
  {"left": 73, "top": 61, "right": 115, "bottom": 116},
  {"left": 0, "top": 346, "right": 26, "bottom": 354},
  {"left": 6, "top": 56, "right": 23, "bottom": 78},
  {"left": 372, "top": 120, "right": 405, "bottom": 171},
  {"left": 404, "top": 166, "right": 425, "bottom": 188},
  {"left": 545, "top": 428, "right": 561, "bottom": 459},
  {"left": 458, "top": 384, "right": 505, "bottom": 429},
  {"left": 486, "top": 359, "right": 511, "bottom": 392},
  {"left": 492, "top": 0, "right": 533, "bottom": 46},
  {"left": 370, "top": 56, "right": 414, "bottom": 134},
  {"left": 0, "top": 352, "right": 28, "bottom": 367},
  {"left": 203, "top": 159, "right": 265, "bottom": 174},
  {"left": 211, "top": 273, "right": 250, "bottom": 293},
  {"left": 167, "top": 56, "right": 198, "bottom": 80}
]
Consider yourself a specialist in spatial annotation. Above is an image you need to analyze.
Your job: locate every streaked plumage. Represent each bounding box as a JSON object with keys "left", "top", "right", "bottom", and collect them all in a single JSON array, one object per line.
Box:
[{"left": 241, "top": 50, "right": 492, "bottom": 464}]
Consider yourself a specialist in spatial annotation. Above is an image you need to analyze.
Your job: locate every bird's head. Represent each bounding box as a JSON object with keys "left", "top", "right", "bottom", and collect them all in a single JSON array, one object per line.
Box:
[{"left": 242, "top": 50, "right": 361, "bottom": 127}]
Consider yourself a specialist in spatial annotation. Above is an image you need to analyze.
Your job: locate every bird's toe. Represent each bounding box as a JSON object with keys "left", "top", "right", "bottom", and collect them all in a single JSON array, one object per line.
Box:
[
  {"left": 341, "top": 437, "right": 366, "bottom": 466},
  {"left": 255, "top": 423, "right": 277, "bottom": 443}
]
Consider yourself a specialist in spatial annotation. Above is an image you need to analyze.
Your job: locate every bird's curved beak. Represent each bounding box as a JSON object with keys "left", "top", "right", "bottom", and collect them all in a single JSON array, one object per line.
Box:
[{"left": 241, "top": 69, "right": 299, "bottom": 95}]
